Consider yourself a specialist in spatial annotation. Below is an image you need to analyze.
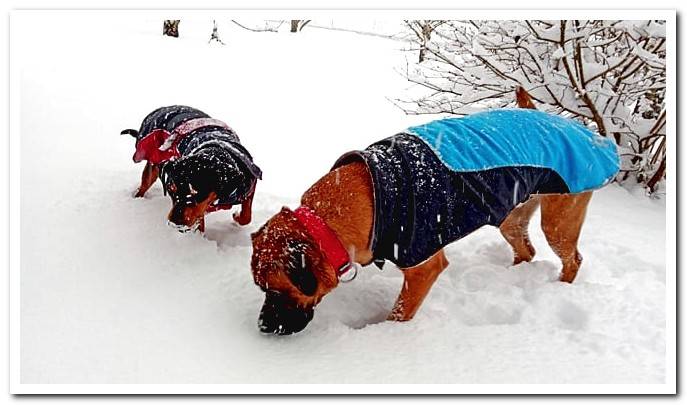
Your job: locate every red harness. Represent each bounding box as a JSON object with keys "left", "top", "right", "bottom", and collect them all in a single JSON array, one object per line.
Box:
[
  {"left": 133, "top": 118, "right": 236, "bottom": 213},
  {"left": 132, "top": 118, "right": 232, "bottom": 164},
  {"left": 293, "top": 206, "right": 353, "bottom": 278}
]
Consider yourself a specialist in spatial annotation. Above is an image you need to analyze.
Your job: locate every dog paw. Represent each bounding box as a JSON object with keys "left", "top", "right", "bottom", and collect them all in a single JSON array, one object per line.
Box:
[
  {"left": 386, "top": 313, "right": 406, "bottom": 322},
  {"left": 233, "top": 212, "right": 251, "bottom": 226},
  {"left": 386, "top": 306, "right": 413, "bottom": 322},
  {"left": 559, "top": 271, "right": 577, "bottom": 283}
]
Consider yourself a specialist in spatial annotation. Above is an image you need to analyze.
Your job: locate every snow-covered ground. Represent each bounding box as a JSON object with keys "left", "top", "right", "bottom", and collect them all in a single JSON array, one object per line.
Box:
[{"left": 16, "top": 14, "right": 666, "bottom": 384}]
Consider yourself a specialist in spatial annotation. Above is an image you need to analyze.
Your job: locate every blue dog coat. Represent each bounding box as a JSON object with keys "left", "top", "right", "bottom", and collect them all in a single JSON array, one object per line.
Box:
[{"left": 333, "top": 109, "right": 619, "bottom": 269}]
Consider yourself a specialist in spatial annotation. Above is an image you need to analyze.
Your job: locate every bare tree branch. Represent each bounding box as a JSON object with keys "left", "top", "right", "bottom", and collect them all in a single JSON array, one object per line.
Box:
[{"left": 399, "top": 19, "right": 667, "bottom": 192}]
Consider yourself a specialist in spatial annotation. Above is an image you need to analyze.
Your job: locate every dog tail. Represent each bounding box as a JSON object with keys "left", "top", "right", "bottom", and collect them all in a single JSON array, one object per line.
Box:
[
  {"left": 120, "top": 129, "right": 139, "bottom": 138},
  {"left": 515, "top": 86, "right": 537, "bottom": 110}
]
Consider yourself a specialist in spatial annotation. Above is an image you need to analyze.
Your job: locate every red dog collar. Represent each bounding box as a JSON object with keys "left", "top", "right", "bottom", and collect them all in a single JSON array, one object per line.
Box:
[
  {"left": 293, "top": 206, "right": 352, "bottom": 278},
  {"left": 133, "top": 118, "right": 232, "bottom": 164}
]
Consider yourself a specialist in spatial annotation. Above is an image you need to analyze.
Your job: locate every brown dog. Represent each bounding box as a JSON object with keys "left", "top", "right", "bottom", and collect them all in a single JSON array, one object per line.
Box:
[{"left": 250, "top": 88, "right": 613, "bottom": 335}]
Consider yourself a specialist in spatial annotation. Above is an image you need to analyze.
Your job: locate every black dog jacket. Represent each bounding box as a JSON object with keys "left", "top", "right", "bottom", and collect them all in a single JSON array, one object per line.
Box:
[{"left": 134, "top": 105, "right": 262, "bottom": 206}]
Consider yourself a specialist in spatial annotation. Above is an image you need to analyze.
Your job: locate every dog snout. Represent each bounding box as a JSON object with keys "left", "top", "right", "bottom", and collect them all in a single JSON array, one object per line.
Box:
[
  {"left": 258, "top": 293, "right": 314, "bottom": 336},
  {"left": 167, "top": 206, "right": 195, "bottom": 229}
]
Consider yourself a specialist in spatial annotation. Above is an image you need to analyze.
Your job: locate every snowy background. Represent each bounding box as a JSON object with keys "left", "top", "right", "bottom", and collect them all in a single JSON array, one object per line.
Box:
[{"left": 16, "top": 14, "right": 666, "bottom": 384}]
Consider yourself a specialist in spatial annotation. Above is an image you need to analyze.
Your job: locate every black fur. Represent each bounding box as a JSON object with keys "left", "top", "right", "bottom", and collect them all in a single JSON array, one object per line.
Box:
[
  {"left": 120, "top": 129, "right": 139, "bottom": 137},
  {"left": 284, "top": 240, "right": 318, "bottom": 296},
  {"left": 128, "top": 105, "right": 262, "bottom": 206},
  {"left": 258, "top": 291, "right": 314, "bottom": 335}
]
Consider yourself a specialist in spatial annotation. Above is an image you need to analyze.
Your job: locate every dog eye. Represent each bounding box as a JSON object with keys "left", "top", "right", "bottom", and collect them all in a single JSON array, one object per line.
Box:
[
  {"left": 287, "top": 249, "right": 308, "bottom": 272},
  {"left": 193, "top": 191, "right": 210, "bottom": 203},
  {"left": 282, "top": 240, "right": 317, "bottom": 296}
]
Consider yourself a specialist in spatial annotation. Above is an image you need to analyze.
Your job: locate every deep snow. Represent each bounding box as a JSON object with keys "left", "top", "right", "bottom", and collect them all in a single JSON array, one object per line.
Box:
[{"left": 16, "top": 14, "right": 666, "bottom": 384}]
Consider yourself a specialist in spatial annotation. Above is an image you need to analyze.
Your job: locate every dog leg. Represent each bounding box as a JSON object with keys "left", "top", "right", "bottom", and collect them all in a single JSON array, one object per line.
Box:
[
  {"left": 233, "top": 183, "right": 256, "bottom": 226},
  {"left": 500, "top": 196, "right": 540, "bottom": 265},
  {"left": 540, "top": 192, "right": 593, "bottom": 283},
  {"left": 388, "top": 249, "right": 449, "bottom": 322},
  {"left": 134, "top": 162, "right": 159, "bottom": 198},
  {"left": 198, "top": 216, "right": 205, "bottom": 233}
]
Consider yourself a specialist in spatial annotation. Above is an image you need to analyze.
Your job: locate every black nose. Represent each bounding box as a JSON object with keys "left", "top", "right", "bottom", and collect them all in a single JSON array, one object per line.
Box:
[
  {"left": 168, "top": 205, "right": 186, "bottom": 223},
  {"left": 258, "top": 293, "right": 314, "bottom": 335},
  {"left": 167, "top": 204, "right": 197, "bottom": 232}
]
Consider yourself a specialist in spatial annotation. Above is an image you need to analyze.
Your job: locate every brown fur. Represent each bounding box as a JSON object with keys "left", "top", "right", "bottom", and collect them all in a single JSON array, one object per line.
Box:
[
  {"left": 233, "top": 184, "right": 256, "bottom": 226},
  {"left": 387, "top": 249, "right": 450, "bottom": 321},
  {"left": 503, "top": 85, "right": 594, "bottom": 284},
  {"left": 250, "top": 87, "right": 595, "bottom": 324},
  {"left": 300, "top": 162, "right": 375, "bottom": 266},
  {"left": 167, "top": 192, "right": 218, "bottom": 232},
  {"left": 539, "top": 192, "right": 592, "bottom": 283},
  {"left": 251, "top": 207, "right": 338, "bottom": 309},
  {"left": 251, "top": 162, "right": 373, "bottom": 311},
  {"left": 134, "top": 162, "right": 160, "bottom": 198},
  {"left": 134, "top": 163, "right": 255, "bottom": 232},
  {"left": 515, "top": 85, "right": 537, "bottom": 109},
  {"left": 499, "top": 197, "right": 540, "bottom": 265}
]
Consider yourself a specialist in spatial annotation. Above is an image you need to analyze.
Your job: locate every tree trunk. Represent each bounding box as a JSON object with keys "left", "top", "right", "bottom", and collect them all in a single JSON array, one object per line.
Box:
[
  {"left": 290, "top": 20, "right": 311, "bottom": 32},
  {"left": 163, "top": 20, "right": 180, "bottom": 37},
  {"left": 646, "top": 157, "right": 666, "bottom": 193}
]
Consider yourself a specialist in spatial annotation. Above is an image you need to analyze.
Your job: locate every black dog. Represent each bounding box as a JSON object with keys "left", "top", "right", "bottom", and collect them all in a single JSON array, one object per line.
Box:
[{"left": 121, "top": 105, "right": 262, "bottom": 232}]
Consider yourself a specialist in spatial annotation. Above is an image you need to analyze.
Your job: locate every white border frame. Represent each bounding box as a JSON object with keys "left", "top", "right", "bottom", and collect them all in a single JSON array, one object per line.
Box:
[{"left": 8, "top": 9, "right": 677, "bottom": 395}]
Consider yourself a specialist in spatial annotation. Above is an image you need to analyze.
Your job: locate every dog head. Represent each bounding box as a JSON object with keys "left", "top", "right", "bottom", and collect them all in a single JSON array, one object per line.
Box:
[
  {"left": 163, "top": 147, "right": 247, "bottom": 232},
  {"left": 250, "top": 207, "right": 339, "bottom": 335}
]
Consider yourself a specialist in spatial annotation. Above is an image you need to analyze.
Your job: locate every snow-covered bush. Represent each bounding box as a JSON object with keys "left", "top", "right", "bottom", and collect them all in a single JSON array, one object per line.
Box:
[{"left": 401, "top": 20, "right": 666, "bottom": 193}]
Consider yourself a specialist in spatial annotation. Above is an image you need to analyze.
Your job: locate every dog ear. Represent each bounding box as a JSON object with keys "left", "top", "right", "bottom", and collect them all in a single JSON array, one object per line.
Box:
[
  {"left": 284, "top": 240, "right": 318, "bottom": 296},
  {"left": 280, "top": 206, "right": 293, "bottom": 215},
  {"left": 120, "top": 129, "right": 139, "bottom": 138},
  {"left": 159, "top": 161, "right": 177, "bottom": 196},
  {"left": 215, "top": 160, "right": 246, "bottom": 200},
  {"left": 250, "top": 223, "right": 267, "bottom": 242}
]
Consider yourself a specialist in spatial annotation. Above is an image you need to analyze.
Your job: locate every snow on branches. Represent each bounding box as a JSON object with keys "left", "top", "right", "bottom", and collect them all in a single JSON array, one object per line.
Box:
[{"left": 400, "top": 20, "right": 667, "bottom": 193}]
